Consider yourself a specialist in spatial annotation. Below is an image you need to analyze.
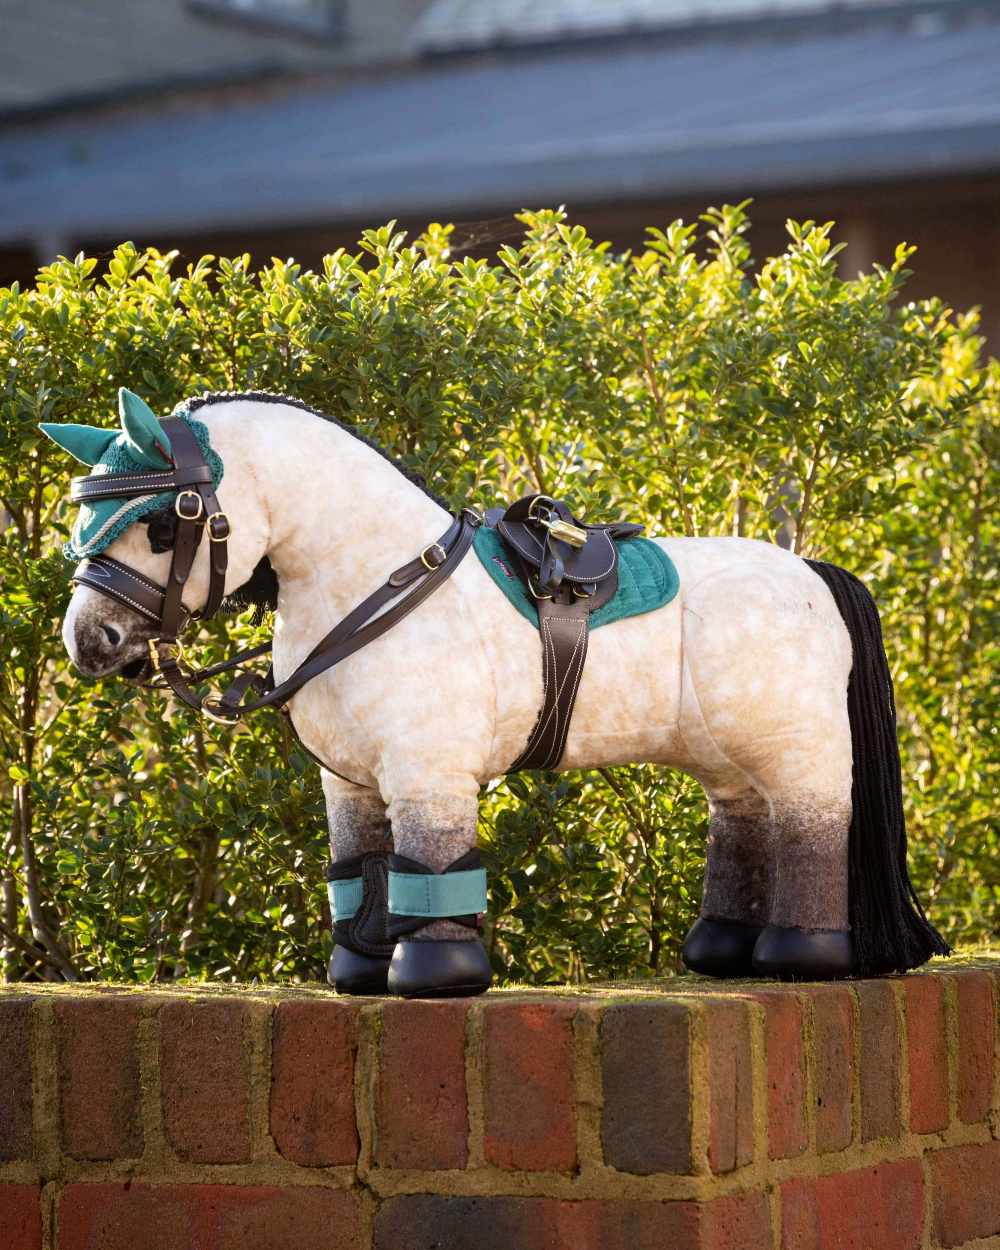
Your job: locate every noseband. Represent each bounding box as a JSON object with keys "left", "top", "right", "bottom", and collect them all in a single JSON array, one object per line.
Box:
[{"left": 69, "top": 416, "right": 478, "bottom": 727}]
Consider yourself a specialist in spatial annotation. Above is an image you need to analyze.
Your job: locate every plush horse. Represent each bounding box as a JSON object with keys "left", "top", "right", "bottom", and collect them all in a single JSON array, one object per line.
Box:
[{"left": 42, "top": 389, "right": 949, "bottom": 995}]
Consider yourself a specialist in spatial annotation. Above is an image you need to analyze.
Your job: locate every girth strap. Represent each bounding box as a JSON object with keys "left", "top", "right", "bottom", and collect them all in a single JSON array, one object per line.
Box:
[
  {"left": 508, "top": 597, "right": 591, "bottom": 772},
  {"left": 487, "top": 494, "right": 643, "bottom": 773}
]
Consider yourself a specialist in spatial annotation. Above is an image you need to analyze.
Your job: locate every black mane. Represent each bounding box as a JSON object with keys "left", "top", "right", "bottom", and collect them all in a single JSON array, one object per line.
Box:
[{"left": 183, "top": 390, "right": 449, "bottom": 508}]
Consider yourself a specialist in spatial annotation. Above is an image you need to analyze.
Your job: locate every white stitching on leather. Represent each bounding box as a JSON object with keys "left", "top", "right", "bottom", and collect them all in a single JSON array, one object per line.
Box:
[
  {"left": 91, "top": 560, "right": 163, "bottom": 595},
  {"left": 74, "top": 575, "right": 158, "bottom": 620}
]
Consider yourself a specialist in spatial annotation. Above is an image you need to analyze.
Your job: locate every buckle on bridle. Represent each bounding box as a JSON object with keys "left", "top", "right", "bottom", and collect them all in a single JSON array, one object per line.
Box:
[
  {"left": 175, "top": 490, "right": 204, "bottom": 520},
  {"left": 147, "top": 637, "right": 184, "bottom": 673},
  {"left": 420, "top": 541, "right": 447, "bottom": 572},
  {"left": 207, "top": 511, "right": 230, "bottom": 542}
]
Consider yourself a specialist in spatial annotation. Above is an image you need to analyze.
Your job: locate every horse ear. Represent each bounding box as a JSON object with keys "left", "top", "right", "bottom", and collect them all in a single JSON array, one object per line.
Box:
[
  {"left": 38, "top": 423, "right": 118, "bottom": 466},
  {"left": 118, "top": 388, "right": 173, "bottom": 467}
]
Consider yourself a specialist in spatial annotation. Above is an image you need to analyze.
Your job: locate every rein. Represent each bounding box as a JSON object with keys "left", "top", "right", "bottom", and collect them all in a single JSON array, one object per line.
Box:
[{"left": 70, "top": 416, "right": 479, "bottom": 725}]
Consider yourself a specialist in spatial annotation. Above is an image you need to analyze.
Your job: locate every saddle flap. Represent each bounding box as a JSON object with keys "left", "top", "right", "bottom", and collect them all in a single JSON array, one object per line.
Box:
[{"left": 497, "top": 496, "right": 618, "bottom": 586}]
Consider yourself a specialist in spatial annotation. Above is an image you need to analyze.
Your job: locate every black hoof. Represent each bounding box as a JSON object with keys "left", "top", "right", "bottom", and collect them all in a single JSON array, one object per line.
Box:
[
  {"left": 681, "top": 916, "right": 764, "bottom": 978},
  {"left": 328, "top": 945, "right": 391, "bottom": 995},
  {"left": 752, "top": 924, "right": 854, "bottom": 981},
  {"left": 388, "top": 938, "right": 492, "bottom": 999}
]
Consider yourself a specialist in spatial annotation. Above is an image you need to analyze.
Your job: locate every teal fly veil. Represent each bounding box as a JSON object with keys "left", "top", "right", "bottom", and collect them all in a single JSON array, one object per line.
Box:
[{"left": 39, "top": 389, "right": 223, "bottom": 560}]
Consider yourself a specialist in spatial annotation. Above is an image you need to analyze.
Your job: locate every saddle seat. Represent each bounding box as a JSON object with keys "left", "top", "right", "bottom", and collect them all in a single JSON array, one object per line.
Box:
[{"left": 485, "top": 494, "right": 644, "bottom": 771}]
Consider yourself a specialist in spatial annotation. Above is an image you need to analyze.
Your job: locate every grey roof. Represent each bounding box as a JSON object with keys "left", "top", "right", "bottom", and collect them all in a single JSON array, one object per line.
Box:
[
  {"left": 413, "top": 0, "right": 969, "bottom": 52},
  {"left": 2, "top": 7, "right": 1000, "bottom": 248}
]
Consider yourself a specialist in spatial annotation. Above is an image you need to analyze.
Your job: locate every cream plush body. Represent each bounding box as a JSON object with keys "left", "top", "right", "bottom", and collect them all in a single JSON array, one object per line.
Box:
[{"left": 63, "top": 397, "right": 856, "bottom": 941}]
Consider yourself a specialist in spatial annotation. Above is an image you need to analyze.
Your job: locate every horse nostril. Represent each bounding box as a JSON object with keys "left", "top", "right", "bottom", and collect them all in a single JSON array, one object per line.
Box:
[{"left": 102, "top": 624, "right": 121, "bottom": 647}]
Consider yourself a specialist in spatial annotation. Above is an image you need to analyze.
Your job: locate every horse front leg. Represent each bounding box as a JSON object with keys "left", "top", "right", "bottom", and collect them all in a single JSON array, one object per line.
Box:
[
  {"left": 381, "top": 782, "right": 492, "bottom": 998},
  {"left": 322, "top": 771, "right": 394, "bottom": 995}
]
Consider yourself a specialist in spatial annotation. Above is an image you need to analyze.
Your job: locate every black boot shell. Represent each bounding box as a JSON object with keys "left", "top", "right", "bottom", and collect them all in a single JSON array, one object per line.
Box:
[
  {"left": 752, "top": 924, "right": 855, "bottom": 981},
  {"left": 681, "top": 916, "right": 764, "bottom": 978},
  {"left": 387, "top": 938, "right": 492, "bottom": 999},
  {"left": 328, "top": 944, "right": 391, "bottom": 995}
]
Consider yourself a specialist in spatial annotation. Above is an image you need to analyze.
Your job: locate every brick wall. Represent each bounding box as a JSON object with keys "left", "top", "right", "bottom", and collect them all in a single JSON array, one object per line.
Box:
[{"left": 0, "top": 959, "right": 997, "bottom": 1250}]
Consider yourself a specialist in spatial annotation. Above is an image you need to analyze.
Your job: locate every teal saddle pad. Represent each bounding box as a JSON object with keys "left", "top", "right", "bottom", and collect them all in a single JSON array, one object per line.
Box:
[{"left": 473, "top": 525, "right": 679, "bottom": 630}]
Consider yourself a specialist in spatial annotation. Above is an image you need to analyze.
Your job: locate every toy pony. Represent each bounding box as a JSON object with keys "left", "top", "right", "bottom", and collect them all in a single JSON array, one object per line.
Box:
[{"left": 43, "top": 389, "right": 948, "bottom": 995}]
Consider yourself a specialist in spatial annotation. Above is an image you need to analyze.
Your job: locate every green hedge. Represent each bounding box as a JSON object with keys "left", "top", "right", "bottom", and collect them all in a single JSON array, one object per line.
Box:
[{"left": 0, "top": 206, "right": 996, "bottom": 984}]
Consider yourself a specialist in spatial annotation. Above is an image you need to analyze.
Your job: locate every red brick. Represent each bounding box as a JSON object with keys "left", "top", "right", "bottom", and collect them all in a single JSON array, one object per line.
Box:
[
  {"left": 600, "top": 1001, "right": 692, "bottom": 1175},
  {"left": 808, "top": 987, "right": 854, "bottom": 1154},
  {"left": 375, "top": 999, "right": 469, "bottom": 1170},
  {"left": 746, "top": 991, "right": 807, "bottom": 1159},
  {"left": 374, "top": 1195, "right": 701, "bottom": 1250},
  {"left": 856, "top": 982, "right": 901, "bottom": 1142},
  {"left": 706, "top": 1000, "right": 754, "bottom": 1173},
  {"left": 903, "top": 975, "right": 949, "bottom": 1133},
  {"left": 482, "top": 1000, "right": 577, "bottom": 1172},
  {"left": 781, "top": 1159, "right": 924, "bottom": 1250},
  {"left": 0, "top": 999, "right": 34, "bottom": 1161},
  {"left": 54, "top": 996, "right": 142, "bottom": 1160},
  {"left": 158, "top": 999, "right": 251, "bottom": 1163},
  {"left": 928, "top": 1141, "right": 1000, "bottom": 1247},
  {"left": 0, "top": 1184, "right": 41, "bottom": 1250},
  {"left": 269, "top": 999, "right": 359, "bottom": 1166},
  {"left": 701, "top": 1191, "right": 772, "bottom": 1250},
  {"left": 954, "top": 970, "right": 995, "bottom": 1125},
  {"left": 58, "top": 1182, "right": 361, "bottom": 1250}
]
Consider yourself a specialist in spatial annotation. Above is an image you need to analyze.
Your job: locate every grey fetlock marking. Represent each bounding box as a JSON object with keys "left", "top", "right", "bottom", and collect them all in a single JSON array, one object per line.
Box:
[
  {"left": 323, "top": 778, "right": 391, "bottom": 860},
  {"left": 389, "top": 796, "right": 479, "bottom": 941},
  {"left": 769, "top": 798, "right": 851, "bottom": 931},
  {"left": 701, "top": 791, "right": 773, "bottom": 927}
]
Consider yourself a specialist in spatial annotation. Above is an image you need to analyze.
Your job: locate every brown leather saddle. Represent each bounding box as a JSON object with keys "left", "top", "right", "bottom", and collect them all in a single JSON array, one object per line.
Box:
[{"left": 486, "top": 494, "right": 643, "bottom": 771}]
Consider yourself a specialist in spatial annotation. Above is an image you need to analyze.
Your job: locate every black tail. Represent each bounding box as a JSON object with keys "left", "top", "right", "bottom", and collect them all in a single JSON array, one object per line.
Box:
[{"left": 804, "top": 559, "right": 950, "bottom": 976}]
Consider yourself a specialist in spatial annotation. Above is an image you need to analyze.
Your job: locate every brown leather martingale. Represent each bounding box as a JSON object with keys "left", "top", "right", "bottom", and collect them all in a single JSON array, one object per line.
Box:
[{"left": 489, "top": 495, "right": 644, "bottom": 772}]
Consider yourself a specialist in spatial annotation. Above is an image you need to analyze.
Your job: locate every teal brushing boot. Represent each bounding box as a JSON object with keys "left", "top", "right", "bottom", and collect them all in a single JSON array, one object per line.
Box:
[
  {"left": 326, "top": 853, "right": 393, "bottom": 994},
  {"left": 385, "top": 849, "right": 492, "bottom": 998}
]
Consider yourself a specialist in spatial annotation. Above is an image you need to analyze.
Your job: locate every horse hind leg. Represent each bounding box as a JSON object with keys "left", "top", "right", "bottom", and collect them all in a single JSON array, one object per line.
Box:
[
  {"left": 752, "top": 784, "right": 855, "bottom": 980},
  {"left": 682, "top": 784, "right": 772, "bottom": 977}
]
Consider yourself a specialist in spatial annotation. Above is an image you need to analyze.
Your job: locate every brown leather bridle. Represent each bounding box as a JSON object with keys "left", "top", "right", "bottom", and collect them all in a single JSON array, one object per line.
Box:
[{"left": 70, "top": 414, "right": 479, "bottom": 725}]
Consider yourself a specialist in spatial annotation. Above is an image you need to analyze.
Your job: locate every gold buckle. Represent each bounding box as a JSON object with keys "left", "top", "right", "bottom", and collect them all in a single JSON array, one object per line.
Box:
[
  {"left": 206, "top": 511, "right": 230, "bottom": 542},
  {"left": 175, "top": 490, "right": 204, "bottom": 520},
  {"left": 528, "top": 576, "right": 553, "bottom": 601},
  {"left": 202, "top": 697, "right": 239, "bottom": 725},
  {"left": 147, "top": 637, "right": 184, "bottom": 673},
  {"left": 420, "top": 542, "right": 447, "bottom": 572},
  {"left": 546, "top": 518, "right": 588, "bottom": 549}
]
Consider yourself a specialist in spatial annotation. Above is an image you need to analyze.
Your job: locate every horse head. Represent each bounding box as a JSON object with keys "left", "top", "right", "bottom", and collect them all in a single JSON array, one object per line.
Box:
[{"left": 42, "top": 389, "right": 270, "bottom": 682}]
